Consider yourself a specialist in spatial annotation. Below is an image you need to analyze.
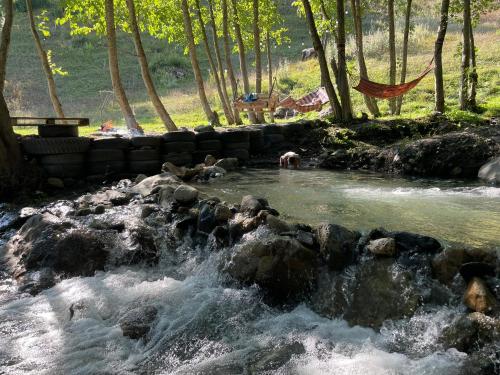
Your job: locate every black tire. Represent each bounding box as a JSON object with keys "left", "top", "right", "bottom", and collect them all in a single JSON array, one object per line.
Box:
[
  {"left": 131, "top": 136, "right": 163, "bottom": 148},
  {"left": 88, "top": 161, "right": 126, "bottom": 175},
  {"left": 262, "top": 124, "right": 283, "bottom": 135},
  {"left": 163, "top": 141, "right": 196, "bottom": 154},
  {"left": 265, "top": 134, "right": 285, "bottom": 144},
  {"left": 39, "top": 126, "right": 79, "bottom": 138},
  {"left": 43, "top": 163, "right": 85, "bottom": 178},
  {"left": 162, "top": 131, "right": 195, "bottom": 142},
  {"left": 220, "top": 130, "right": 250, "bottom": 143},
  {"left": 246, "top": 128, "right": 264, "bottom": 139},
  {"left": 197, "top": 140, "right": 222, "bottom": 151},
  {"left": 87, "top": 149, "right": 125, "bottom": 162},
  {"left": 195, "top": 131, "right": 221, "bottom": 141},
  {"left": 129, "top": 160, "right": 161, "bottom": 174},
  {"left": 223, "top": 148, "right": 249, "bottom": 161},
  {"left": 40, "top": 153, "right": 85, "bottom": 164},
  {"left": 21, "top": 137, "right": 92, "bottom": 155},
  {"left": 92, "top": 137, "right": 131, "bottom": 150},
  {"left": 128, "top": 149, "right": 160, "bottom": 161},
  {"left": 162, "top": 152, "right": 193, "bottom": 166},
  {"left": 223, "top": 142, "right": 250, "bottom": 150}
]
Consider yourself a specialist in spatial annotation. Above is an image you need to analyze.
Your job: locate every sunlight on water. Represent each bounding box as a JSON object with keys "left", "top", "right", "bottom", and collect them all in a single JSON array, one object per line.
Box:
[{"left": 197, "top": 168, "right": 500, "bottom": 248}]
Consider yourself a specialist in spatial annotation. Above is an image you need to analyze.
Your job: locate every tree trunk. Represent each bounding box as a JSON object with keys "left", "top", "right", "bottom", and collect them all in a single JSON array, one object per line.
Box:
[
  {"left": 230, "top": 0, "right": 257, "bottom": 123},
  {"left": 26, "top": 0, "right": 65, "bottom": 118},
  {"left": 0, "top": 0, "right": 22, "bottom": 194},
  {"left": 0, "top": 0, "right": 13, "bottom": 93},
  {"left": 222, "top": 0, "right": 242, "bottom": 124},
  {"left": 207, "top": 0, "right": 235, "bottom": 123},
  {"left": 253, "top": 0, "right": 265, "bottom": 123},
  {"left": 125, "top": 0, "right": 176, "bottom": 131},
  {"left": 350, "top": 0, "right": 380, "bottom": 117},
  {"left": 388, "top": 0, "right": 397, "bottom": 114},
  {"left": 396, "top": 0, "right": 412, "bottom": 115},
  {"left": 181, "top": 0, "right": 219, "bottom": 126},
  {"left": 301, "top": 0, "right": 341, "bottom": 120},
  {"left": 336, "top": 0, "right": 352, "bottom": 121},
  {"left": 459, "top": 0, "right": 471, "bottom": 110},
  {"left": 266, "top": 32, "right": 275, "bottom": 123},
  {"left": 195, "top": 0, "right": 234, "bottom": 124},
  {"left": 104, "top": 0, "right": 139, "bottom": 131},
  {"left": 468, "top": 21, "right": 477, "bottom": 110},
  {"left": 434, "top": 0, "right": 449, "bottom": 113}
]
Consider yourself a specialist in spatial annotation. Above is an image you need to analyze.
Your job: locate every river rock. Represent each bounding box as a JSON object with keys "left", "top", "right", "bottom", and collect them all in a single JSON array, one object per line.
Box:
[
  {"left": 463, "top": 277, "right": 497, "bottom": 314},
  {"left": 198, "top": 204, "right": 217, "bottom": 234},
  {"left": 366, "top": 237, "right": 396, "bottom": 256},
  {"left": 130, "top": 173, "right": 181, "bottom": 196},
  {"left": 315, "top": 223, "right": 360, "bottom": 271},
  {"left": 439, "top": 312, "right": 500, "bottom": 353},
  {"left": 215, "top": 158, "right": 238, "bottom": 171},
  {"left": 266, "top": 215, "right": 291, "bottom": 234},
  {"left": 390, "top": 231, "right": 442, "bottom": 253},
  {"left": 198, "top": 165, "right": 226, "bottom": 180},
  {"left": 240, "top": 195, "right": 266, "bottom": 216},
  {"left": 214, "top": 204, "right": 232, "bottom": 222},
  {"left": 204, "top": 154, "right": 217, "bottom": 166},
  {"left": 174, "top": 185, "right": 199, "bottom": 204},
  {"left": 226, "top": 236, "right": 318, "bottom": 300},
  {"left": 432, "top": 248, "right": 468, "bottom": 285},
  {"left": 158, "top": 185, "right": 176, "bottom": 208},
  {"left": 478, "top": 156, "right": 500, "bottom": 184},
  {"left": 78, "top": 189, "right": 130, "bottom": 207},
  {"left": 459, "top": 262, "right": 496, "bottom": 282},
  {"left": 119, "top": 305, "right": 158, "bottom": 339}
]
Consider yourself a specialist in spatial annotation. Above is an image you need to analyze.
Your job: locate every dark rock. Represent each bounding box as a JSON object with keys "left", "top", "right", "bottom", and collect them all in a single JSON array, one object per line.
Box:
[
  {"left": 18, "top": 268, "right": 56, "bottom": 295},
  {"left": 226, "top": 236, "right": 318, "bottom": 300},
  {"left": 76, "top": 208, "right": 92, "bottom": 216},
  {"left": 214, "top": 158, "right": 238, "bottom": 171},
  {"left": 296, "top": 230, "right": 315, "bottom": 248},
  {"left": 119, "top": 305, "right": 158, "bottom": 339},
  {"left": 240, "top": 195, "right": 264, "bottom": 216},
  {"left": 265, "top": 215, "right": 291, "bottom": 234},
  {"left": 198, "top": 204, "right": 217, "bottom": 234},
  {"left": 390, "top": 231, "right": 442, "bottom": 253},
  {"left": 93, "top": 205, "right": 106, "bottom": 215},
  {"left": 432, "top": 248, "right": 468, "bottom": 285},
  {"left": 214, "top": 204, "right": 232, "bottom": 222},
  {"left": 315, "top": 223, "right": 360, "bottom": 271},
  {"left": 204, "top": 154, "right": 217, "bottom": 166},
  {"left": 460, "top": 262, "right": 496, "bottom": 282}
]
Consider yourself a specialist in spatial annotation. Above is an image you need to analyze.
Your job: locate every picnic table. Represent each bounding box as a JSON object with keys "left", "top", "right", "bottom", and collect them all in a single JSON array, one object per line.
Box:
[{"left": 11, "top": 117, "right": 90, "bottom": 137}]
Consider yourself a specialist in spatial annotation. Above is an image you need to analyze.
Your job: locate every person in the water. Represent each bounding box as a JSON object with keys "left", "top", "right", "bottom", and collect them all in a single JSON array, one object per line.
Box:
[{"left": 280, "top": 151, "right": 301, "bottom": 169}]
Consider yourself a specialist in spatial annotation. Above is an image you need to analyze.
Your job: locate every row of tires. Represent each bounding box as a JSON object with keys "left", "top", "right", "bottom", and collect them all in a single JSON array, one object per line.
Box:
[{"left": 21, "top": 124, "right": 308, "bottom": 178}]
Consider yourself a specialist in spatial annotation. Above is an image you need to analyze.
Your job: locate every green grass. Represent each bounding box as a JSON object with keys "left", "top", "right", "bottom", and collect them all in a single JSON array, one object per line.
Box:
[{"left": 7, "top": 5, "right": 500, "bottom": 136}]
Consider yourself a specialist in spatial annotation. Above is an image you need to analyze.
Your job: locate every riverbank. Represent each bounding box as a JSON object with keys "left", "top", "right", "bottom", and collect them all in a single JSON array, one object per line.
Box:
[{"left": 1, "top": 170, "right": 498, "bottom": 374}]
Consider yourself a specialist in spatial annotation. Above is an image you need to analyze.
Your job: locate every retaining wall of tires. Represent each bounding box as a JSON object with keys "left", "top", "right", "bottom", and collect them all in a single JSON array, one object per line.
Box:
[{"left": 20, "top": 122, "right": 316, "bottom": 180}]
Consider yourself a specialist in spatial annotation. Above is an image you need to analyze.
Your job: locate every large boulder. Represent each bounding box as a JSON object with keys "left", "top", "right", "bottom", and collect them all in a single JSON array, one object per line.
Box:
[
  {"left": 173, "top": 185, "right": 199, "bottom": 205},
  {"left": 240, "top": 195, "right": 268, "bottom": 216},
  {"left": 463, "top": 277, "right": 498, "bottom": 314},
  {"left": 129, "top": 173, "right": 180, "bottom": 196},
  {"left": 311, "top": 258, "right": 421, "bottom": 329},
  {"left": 315, "top": 223, "right": 360, "bottom": 271},
  {"left": 478, "top": 156, "right": 500, "bottom": 184},
  {"left": 119, "top": 305, "right": 158, "bottom": 340},
  {"left": 226, "top": 236, "right": 318, "bottom": 300}
]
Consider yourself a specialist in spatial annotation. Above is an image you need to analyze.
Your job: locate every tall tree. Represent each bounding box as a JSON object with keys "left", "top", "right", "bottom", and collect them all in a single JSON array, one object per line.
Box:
[
  {"left": 194, "top": 0, "right": 234, "bottom": 124},
  {"left": 335, "top": 0, "right": 352, "bottom": 121},
  {"left": 26, "top": 0, "right": 65, "bottom": 118},
  {"left": 0, "top": 0, "right": 12, "bottom": 93},
  {"left": 350, "top": 0, "right": 380, "bottom": 117},
  {"left": 125, "top": 0, "right": 177, "bottom": 131},
  {"left": 301, "top": 0, "right": 341, "bottom": 119},
  {"left": 459, "top": 0, "right": 471, "bottom": 110},
  {"left": 468, "top": 21, "right": 477, "bottom": 109},
  {"left": 230, "top": 0, "right": 257, "bottom": 123},
  {"left": 207, "top": 0, "right": 237, "bottom": 123},
  {"left": 434, "top": 0, "right": 450, "bottom": 113},
  {"left": 266, "top": 32, "right": 274, "bottom": 122},
  {"left": 221, "top": 0, "right": 243, "bottom": 124},
  {"left": 0, "top": 0, "right": 22, "bottom": 194},
  {"left": 253, "top": 0, "right": 265, "bottom": 123},
  {"left": 396, "top": 0, "right": 412, "bottom": 115},
  {"left": 105, "top": 0, "right": 140, "bottom": 131},
  {"left": 181, "top": 0, "right": 219, "bottom": 125},
  {"left": 387, "top": 0, "right": 397, "bottom": 114}
]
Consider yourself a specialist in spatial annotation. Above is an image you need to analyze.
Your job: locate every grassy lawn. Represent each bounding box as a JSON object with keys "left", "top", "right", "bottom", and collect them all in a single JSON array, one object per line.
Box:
[{"left": 7, "top": 6, "right": 500, "bottom": 136}]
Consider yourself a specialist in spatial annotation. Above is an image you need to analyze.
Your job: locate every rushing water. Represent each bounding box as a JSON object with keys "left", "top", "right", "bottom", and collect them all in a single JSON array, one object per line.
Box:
[
  {"left": 0, "top": 170, "right": 498, "bottom": 374},
  {"left": 197, "top": 168, "right": 500, "bottom": 249}
]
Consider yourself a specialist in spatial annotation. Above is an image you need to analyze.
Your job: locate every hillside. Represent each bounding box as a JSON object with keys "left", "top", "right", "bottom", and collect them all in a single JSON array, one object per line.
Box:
[{"left": 5, "top": 4, "right": 500, "bottom": 135}]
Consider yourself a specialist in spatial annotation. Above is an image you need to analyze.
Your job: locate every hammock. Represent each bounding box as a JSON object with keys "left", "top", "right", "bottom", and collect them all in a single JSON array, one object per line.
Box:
[
  {"left": 279, "top": 87, "right": 330, "bottom": 113},
  {"left": 353, "top": 59, "right": 435, "bottom": 99}
]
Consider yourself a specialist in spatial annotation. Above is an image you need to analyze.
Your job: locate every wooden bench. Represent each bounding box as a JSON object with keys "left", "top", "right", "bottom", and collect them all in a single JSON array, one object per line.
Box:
[{"left": 11, "top": 117, "right": 90, "bottom": 137}]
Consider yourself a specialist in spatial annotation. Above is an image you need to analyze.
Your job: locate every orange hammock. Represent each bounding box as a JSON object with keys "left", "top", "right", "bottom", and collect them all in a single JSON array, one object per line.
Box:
[{"left": 353, "top": 59, "right": 435, "bottom": 99}]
